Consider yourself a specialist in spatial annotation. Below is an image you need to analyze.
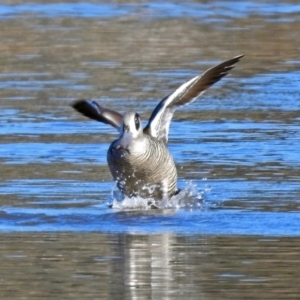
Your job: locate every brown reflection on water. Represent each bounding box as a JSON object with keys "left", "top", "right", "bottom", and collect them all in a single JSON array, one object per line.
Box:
[{"left": 0, "top": 233, "right": 299, "bottom": 299}]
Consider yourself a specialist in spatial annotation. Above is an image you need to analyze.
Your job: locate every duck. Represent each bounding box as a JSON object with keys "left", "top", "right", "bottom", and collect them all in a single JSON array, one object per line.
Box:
[{"left": 72, "top": 55, "right": 244, "bottom": 203}]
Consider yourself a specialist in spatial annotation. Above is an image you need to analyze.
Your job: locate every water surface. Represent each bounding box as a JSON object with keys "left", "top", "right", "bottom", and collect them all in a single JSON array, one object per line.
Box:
[{"left": 0, "top": 0, "right": 300, "bottom": 299}]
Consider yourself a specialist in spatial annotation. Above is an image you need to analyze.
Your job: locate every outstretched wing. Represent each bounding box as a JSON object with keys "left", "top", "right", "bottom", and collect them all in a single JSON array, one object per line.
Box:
[
  {"left": 72, "top": 99, "right": 123, "bottom": 132},
  {"left": 143, "top": 55, "right": 244, "bottom": 143}
]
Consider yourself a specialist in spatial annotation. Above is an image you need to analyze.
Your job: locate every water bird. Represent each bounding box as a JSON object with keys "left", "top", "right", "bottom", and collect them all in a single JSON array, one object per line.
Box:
[{"left": 72, "top": 55, "right": 244, "bottom": 204}]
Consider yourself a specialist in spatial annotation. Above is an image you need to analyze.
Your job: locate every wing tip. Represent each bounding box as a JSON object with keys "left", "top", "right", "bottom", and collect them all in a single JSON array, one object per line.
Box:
[
  {"left": 72, "top": 99, "right": 89, "bottom": 110},
  {"left": 230, "top": 54, "right": 245, "bottom": 65},
  {"left": 234, "top": 54, "right": 245, "bottom": 60},
  {"left": 221, "top": 54, "right": 245, "bottom": 75}
]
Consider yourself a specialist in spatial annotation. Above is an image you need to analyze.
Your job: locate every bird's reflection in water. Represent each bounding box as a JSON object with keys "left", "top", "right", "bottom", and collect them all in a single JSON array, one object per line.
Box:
[{"left": 109, "top": 233, "right": 209, "bottom": 299}]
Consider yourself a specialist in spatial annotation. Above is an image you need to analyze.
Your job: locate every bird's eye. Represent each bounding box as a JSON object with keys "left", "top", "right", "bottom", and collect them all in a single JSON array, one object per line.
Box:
[{"left": 134, "top": 113, "right": 140, "bottom": 131}]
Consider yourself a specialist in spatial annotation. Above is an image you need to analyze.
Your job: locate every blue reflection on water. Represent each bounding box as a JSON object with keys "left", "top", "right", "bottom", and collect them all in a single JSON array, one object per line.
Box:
[
  {"left": 2, "top": 205, "right": 300, "bottom": 236},
  {"left": 1, "top": 178, "right": 300, "bottom": 236},
  {"left": 0, "top": 0, "right": 299, "bottom": 236},
  {"left": 0, "top": 2, "right": 299, "bottom": 20},
  {"left": 0, "top": 3, "right": 131, "bottom": 18}
]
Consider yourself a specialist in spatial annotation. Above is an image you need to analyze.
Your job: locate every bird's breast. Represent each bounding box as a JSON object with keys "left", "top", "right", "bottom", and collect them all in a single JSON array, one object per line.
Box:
[{"left": 107, "top": 136, "right": 177, "bottom": 199}]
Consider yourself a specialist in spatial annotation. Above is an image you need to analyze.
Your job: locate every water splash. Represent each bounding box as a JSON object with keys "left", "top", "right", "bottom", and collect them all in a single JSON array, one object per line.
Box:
[{"left": 108, "top": 181, "right": 206, "bottom": 210}]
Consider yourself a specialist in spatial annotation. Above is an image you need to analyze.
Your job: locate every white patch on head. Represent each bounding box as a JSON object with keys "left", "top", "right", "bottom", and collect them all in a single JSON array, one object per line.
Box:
[
  {"left": 118, "top": 112, "right": 143, "bottom": 148},
  {"left": 122, "top": 112, "right": 142, "bottom": 138}
]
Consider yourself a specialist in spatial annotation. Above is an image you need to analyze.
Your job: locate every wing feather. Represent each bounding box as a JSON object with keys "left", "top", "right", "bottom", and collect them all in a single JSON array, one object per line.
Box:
[
  {"left": 72, "top": 99, "right": 123, "bottom": 132},
  {"left": 144, "top": 55, "right": 244, "bottom": 143}
]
